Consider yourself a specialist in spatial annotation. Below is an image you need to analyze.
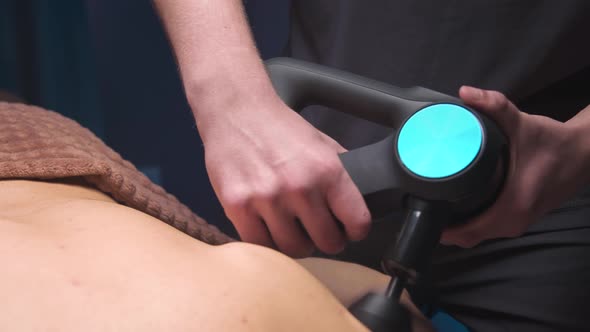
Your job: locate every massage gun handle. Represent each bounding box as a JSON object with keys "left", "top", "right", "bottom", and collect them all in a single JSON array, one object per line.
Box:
[{"left": 265, "top": 57, "right": 457, "bottom": 127}]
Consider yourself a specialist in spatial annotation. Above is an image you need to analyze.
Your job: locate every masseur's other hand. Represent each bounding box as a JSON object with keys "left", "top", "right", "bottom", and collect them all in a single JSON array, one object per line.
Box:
[
  {"left": 199, "top": 96, "right": 371, "bottom": 257},
  {"left": 441, "top": 86, "right": 590, "bottom": 248}
]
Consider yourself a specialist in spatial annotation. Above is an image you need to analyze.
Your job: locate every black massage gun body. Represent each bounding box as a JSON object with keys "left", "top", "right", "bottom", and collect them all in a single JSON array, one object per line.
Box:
[{"left": 265, "top": 58, "right": 508, "bottom": 332}]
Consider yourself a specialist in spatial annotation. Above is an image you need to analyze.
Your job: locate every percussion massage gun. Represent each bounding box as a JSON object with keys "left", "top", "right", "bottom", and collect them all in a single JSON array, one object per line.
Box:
[{"left": 266, "top": 58, "right": 508, "bottom": 331}]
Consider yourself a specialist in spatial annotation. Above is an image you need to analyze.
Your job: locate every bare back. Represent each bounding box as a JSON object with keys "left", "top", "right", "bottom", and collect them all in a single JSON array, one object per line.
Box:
[{"left": 0, "top": 179, "right": 375, "bottom": 331}]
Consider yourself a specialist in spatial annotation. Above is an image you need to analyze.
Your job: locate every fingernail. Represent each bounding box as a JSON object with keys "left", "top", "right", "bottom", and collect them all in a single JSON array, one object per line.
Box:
[{"left": 462, "top": 86, "right": 483, "bottom": 100}]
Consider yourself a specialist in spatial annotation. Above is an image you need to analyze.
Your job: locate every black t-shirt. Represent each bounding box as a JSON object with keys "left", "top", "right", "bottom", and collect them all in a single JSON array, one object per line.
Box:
[{"left": 287, "top": 0, "right": 590, "bottom": 149}]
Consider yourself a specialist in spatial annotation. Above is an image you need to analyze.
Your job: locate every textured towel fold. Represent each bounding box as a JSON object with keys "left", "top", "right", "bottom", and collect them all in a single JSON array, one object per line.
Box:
[{"left": 0, "top": 102, "right": 233, "bottom": 245}]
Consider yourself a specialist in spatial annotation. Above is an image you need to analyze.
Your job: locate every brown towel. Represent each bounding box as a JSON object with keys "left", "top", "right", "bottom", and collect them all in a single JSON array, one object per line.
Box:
[{"left": 0, "top": 102, "right": 233, "bottom": 245}]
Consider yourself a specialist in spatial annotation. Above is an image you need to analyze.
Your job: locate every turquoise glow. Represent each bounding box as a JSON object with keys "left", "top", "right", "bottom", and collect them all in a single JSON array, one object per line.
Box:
[{"left": 397, "top": 103, "right": 483, "bottom": 178}]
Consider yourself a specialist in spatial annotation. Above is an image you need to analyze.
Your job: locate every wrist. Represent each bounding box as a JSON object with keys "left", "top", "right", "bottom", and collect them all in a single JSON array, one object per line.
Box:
[
  {"left": 184, "top": 71, "right": 283, "bottom": 139},
  {"left": 185, "top": 57, "right": 279, "bottom": 109}
]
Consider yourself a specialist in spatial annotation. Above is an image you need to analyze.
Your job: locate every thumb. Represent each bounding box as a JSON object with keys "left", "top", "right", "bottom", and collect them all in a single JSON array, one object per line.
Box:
[{"left": 459, "top": 86, "right": 521, "bottom": 137}]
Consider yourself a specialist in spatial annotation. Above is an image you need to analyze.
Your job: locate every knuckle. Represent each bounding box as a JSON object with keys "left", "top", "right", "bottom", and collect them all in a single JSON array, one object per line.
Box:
[
  {"left": 250, "top": 177, "right": 283, "bottom": 202},
  {"left": 221, "top": 188, "right": 251, "bottom": 212},
  {"left": 317, "top": 158, "right": 342, "bottom": 178},
  {"left": 489, "top": 91, "right": 509, "bottom": 109},
  {"left": 284, "top": 175, "right": 313, "bottom": 196},
  {"left": 253, "top": 185, "right": 280, "bottom": 202}
]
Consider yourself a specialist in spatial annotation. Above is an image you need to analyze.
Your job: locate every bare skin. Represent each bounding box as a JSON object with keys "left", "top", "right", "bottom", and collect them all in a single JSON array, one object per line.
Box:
[{"left": 0, "top": 179, "right": 432, "bottom": 331}]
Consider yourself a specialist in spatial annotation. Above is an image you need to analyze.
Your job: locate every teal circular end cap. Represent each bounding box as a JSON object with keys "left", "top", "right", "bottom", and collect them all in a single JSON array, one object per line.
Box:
[{"left": 397, "top": 103, "right": 483, "bottom": 179}]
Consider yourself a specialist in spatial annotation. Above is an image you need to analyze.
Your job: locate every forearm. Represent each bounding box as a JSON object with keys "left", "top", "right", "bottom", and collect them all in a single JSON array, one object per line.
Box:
[{"left": 153, "top": 0, "right": 278, "bottom": 131}]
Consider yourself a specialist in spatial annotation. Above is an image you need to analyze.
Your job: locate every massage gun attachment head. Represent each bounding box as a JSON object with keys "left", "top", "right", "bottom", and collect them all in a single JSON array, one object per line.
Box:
[{"left": 348, "top": 291, "right": 412, "bottom": 332}]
